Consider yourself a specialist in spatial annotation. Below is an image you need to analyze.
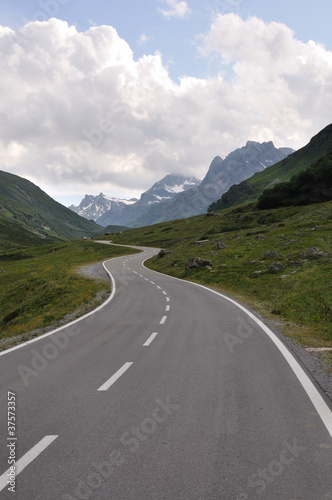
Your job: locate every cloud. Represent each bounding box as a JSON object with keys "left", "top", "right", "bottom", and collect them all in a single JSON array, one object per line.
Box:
[
  {"left": 137, "top": 33, "right": 151, "bottom": 45},
  {"left": 0, "top": 16, "right": 331, "bottom": 204},
  {"left": 158, "top": 0, "right": 192, "bottom": 20}
]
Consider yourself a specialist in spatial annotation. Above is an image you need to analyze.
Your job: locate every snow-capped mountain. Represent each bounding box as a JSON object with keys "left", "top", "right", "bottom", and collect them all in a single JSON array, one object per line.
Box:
[
  {"left": 132, "top": 141, "right": 294, "bottom": 227},
  {"left": 69, "top": 193, "right": 137, "bottom": 222},
  {"left": 96, "top": 174, "right": 202, "bottom": 227}
]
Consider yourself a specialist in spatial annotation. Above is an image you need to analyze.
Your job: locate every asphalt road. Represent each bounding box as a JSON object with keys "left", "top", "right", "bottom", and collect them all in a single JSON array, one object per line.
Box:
[{"left": 0, "top": 245, "right": 331, "bottom": 500}]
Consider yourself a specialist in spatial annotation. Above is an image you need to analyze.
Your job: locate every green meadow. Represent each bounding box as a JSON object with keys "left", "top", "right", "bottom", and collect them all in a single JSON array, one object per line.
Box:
[{"left": 0, "top": 240, "right": 138, "bottom": 346}]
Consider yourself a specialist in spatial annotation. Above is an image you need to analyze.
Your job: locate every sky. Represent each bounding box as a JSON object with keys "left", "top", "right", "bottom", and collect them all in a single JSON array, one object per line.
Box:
[{"left": 0, "top": 0, "right": 332, "bottom": 206}]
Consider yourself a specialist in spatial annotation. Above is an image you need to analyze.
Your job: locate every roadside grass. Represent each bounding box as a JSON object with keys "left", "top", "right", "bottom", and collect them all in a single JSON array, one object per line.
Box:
[
  {"left": 108, "top": 201, "right": 332, "bottom": 368},
  {"left": 0, "top": 240, "right": 139, "bottom": 343}
]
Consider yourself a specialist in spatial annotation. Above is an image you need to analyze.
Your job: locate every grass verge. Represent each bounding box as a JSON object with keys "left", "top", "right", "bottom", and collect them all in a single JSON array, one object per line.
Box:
[{"left": 0, "top": 240, "right": 139, "bottom": 345}]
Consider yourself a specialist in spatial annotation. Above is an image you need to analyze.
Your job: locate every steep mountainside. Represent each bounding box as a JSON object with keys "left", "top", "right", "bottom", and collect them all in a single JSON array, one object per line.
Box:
[
  {"left": 0, "top": 170, "right": 102, "bottom": 252},
  {"left": 257, "top": 151, "right": 332, "bottom": 209},
  {"left": 133, "top": 141, "right": 293, "bottom": 227},
  {"left": 209, "top": 123, "right": 332, "bottom": 211},
  {"left": 98, "top": 174, "right": 201, "bottom": 227},
  {"left": 69, "top": 193, "right": 137, "bottom": 223}
]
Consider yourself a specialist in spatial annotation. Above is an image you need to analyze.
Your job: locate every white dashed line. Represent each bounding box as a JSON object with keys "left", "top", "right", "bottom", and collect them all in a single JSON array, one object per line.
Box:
[
  {"left": 98, "top": 362, "right": 133, "bottom": 391},
  {"left": 166, "top": 297, "right": 170, "bottom": 302},
  {"left": 162, "top": 291, "right": 167, "bottom": 295},
  {"left": 143, "top": 332, "right": 158, "bottom": 346},
  {"left": 166, "top": 305, "right": 170, "bottom": 312},
  {"left": 150, "top": 281, "right": 155, "bottom": 285},
  {"left": 0, "top": 436, "right": 58, "bottom": 492},
  {"left": 160, "top": 316, "right": 167, "bottom": 324},
  {"left": 157, "top": 286, "right": 161, "bottom": 290}
]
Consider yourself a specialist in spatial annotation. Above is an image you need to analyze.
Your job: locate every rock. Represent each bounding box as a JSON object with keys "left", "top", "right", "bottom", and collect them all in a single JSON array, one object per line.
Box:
[
  {"left": 185, "top": 257, "right": 212, "bottom": 271},
  {"left": 255, "top": 233, "right": 267, "bottom": 240},
  {"left": 268, "top": 262, "right": 285, "bottom": 273},
  {"left": 158, "top": 249, "right": 173, "bottom": 258},
  {"left": 251, "top": 271, "right": 263, "bottom": 278},
  {"left": 305, "top": 246, "right": 320, "bottom": 255},
  {"left": 301, "top": 247, "right": 329, "bottom": 258},
  {"left": 205, "top": 212, "right": 220, "bottom": 217},
  {"left": 278, "top": 275, "right": 291, "bottom": 279},
  {"left": 288, "top": 261, "right": 302, "bottom": 268},
  {"left": 263, "top": 250, "right": 281, "bottom": 258},
  {"left": 216, "top": 240, "right": 228, "bottom": 250}
]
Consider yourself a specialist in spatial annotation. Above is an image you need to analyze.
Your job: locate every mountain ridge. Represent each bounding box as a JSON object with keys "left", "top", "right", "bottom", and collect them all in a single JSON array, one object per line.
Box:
[
  {"left": 0, "top": 170, "right": 103, "bottom": 252},
  {"left": 91, "top": 174, "right": 201, "bottom": 227},
  {"left": 132, "top": 141, "right": 294, "bottom": 227}
]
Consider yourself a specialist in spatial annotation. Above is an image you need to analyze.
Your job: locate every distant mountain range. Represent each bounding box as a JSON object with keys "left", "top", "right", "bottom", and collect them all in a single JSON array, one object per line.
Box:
[
  {"left": 132, "top": 141, "right": 294, "bottom": 227},
  {"left": 70, "top": 174, "right": 202, "bottom": 227},
  {"left": 209, "top": 123, "right": 332, "bottom": 211},
  {"left": 2, "top": 123, "right": 331, "bottom": 253},
  {"left": 71, "top": 142, "right": 293, "bottom": 228},
  {"left": 69, "top": 193, "right": 137, "bottom": 223}
]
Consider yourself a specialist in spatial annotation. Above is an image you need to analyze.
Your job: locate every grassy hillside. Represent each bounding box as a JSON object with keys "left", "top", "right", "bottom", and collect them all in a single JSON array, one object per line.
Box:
[
  {"left": 0, "top": 240, "right": 138, "bottom": 347},
  {"left": 209, "top": 123, "right": 332, "bottom": 210},
  {"left": 0, "top": 170, "right": 102, "bottom": 252},
  {"left": 257, "top": 152, "right": 332, "bottom": 209},
  {"left": 106, "top": 201, "right": 332, "bottom": 365}
]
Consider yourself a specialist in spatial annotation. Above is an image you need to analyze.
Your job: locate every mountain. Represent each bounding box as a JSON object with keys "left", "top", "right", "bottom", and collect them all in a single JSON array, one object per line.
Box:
[
  {"left": 97, "top": 174, "right": 201, "bottom": 227},
  {"left": 209, "top": 123, "right": 332, "bottom": 211},
  {"left": 0, "top": 170, "right": 102, "bottom": 252},
  {"left": 69, "top": 193, "right": 137, "bottom": 223},
  {"left": 132, "top": 141, "right": 294, "bottom": 227}
]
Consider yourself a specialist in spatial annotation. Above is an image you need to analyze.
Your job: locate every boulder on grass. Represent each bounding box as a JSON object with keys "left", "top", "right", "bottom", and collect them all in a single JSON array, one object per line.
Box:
[
  {"left": 185, "top": 257, "right": 212, "bottom": 271},
  {"left": 268, "top": 262, "right": 285, "bottom": 273}
]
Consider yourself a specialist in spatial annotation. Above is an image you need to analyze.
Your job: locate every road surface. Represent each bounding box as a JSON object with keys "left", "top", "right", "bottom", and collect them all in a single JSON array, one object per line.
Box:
[{"left": 0, "top": 245, "right": 331, "bottom": 499}]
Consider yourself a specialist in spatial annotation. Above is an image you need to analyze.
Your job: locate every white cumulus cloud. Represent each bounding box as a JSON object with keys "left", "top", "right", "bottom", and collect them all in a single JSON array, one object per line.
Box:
[{"left": 0, "top": 16, "right": 331, "bottom": 204}]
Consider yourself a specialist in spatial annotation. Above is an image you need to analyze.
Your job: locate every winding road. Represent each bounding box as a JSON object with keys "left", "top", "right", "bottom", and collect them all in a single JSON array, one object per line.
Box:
[{"left": 0, "top": 245, "right": 331, "bottom": 499}]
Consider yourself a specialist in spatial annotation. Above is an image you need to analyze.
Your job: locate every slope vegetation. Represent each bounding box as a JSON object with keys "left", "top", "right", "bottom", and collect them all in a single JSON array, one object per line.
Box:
[
  {"left": 0, "top": 170, "right": 101, "bottom": 252},
  {"left": 257, "top": 152, "right": 332, "bottom": 209}
]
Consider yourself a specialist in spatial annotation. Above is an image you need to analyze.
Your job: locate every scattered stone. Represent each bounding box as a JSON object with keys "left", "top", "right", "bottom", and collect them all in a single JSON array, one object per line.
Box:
[
  {"left": 278, "top": 275, "right": 291, "bottom": 279},
  {"left": 158, "top": 249, "right": 173, "bottom": 258},
  {"left": 263, "top": 250, "right": 281, "bottom": 259},
  {"left": 268, "top": 262, "right": 285, "bottom": 273},
  {"left": 205, "top": 212, "right": 220, "bottom": 217},
  {"left": 251, "top": 271, "right": 263, "bottom": 278},
  {"left": 247, "top": 261, "right": 257, "bottom": 265},
  {"left": 288, "top": 261, "right": 302, "bottom": 268},
  {"left": 216, "top": 240, "right": 228, "bottom": 250},
  {"left": 193, "top": 239, "right": 210, "bottom": 245},
  {"left": 299, "top": 246, "right": 329, "bottom": 258},
  {"left": 255, "top": 234, "right": 267, "bottom": 240},
  {"left": 305, "top": 246, "right": 320, "bottom": 255},
  {"left": 185, "top": 257, "right": 212, "bottom": 271}
]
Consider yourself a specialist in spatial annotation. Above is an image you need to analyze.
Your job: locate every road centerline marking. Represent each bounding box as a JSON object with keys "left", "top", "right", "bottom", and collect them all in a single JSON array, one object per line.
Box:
[
  {"left": 143, "top": 332, "right": 158, "bottom": 346},
  {"left": 0, "top": 435, "right": 58, "bottom": 492},
  {"left": 166, "top": 305, "right": 170, "bottom": 311},
  {"left": 98, "top": 362, "right": 133, "bottom": 391},
  {"left": 166, "top": 297, "right": 170, "bottom": 302},
  {"left": 160, "top": 316, "right": 167, "bottom": 324}
]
